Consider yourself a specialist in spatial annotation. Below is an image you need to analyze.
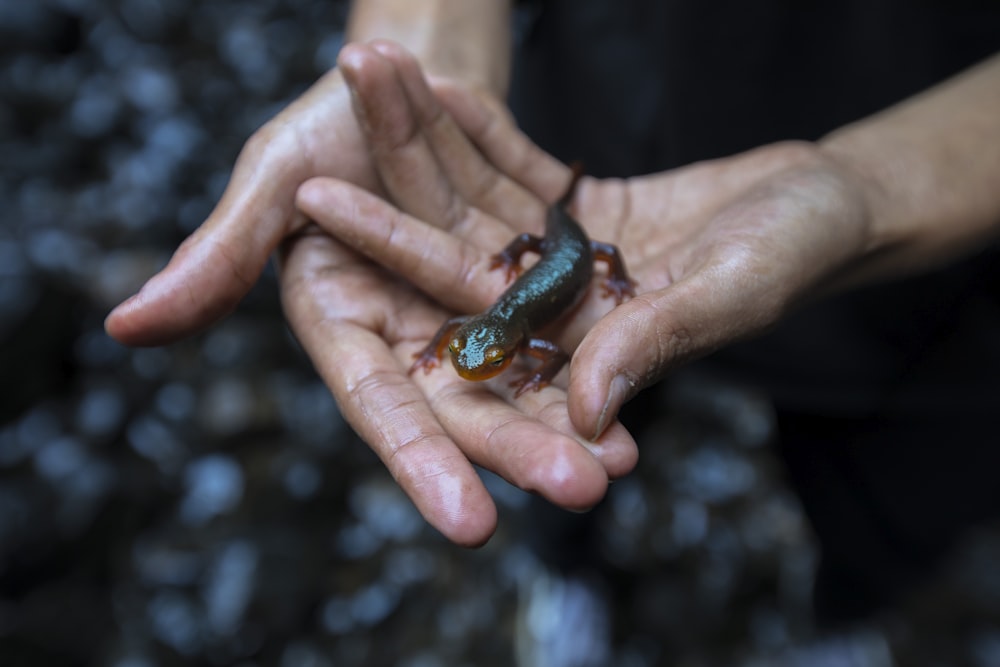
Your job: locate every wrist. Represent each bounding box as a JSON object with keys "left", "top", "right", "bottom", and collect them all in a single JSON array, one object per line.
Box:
[
  {"left": 816, "top": 130, "right": 897, "bottom": 256},
  {"left": 818, "top": 54, "right": 1000, "bottom": 280},
  {"left": 346, "top": 0, "right": 512, "bottom": 96}
]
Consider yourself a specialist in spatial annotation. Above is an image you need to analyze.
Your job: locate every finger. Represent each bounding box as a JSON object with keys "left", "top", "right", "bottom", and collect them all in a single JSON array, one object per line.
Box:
[
  {"left": 337, "top": 42, "right": 466, "bottom": 230},
  {"left": 495, "top": 381, "right": 639, "bottom": 483},
  {"left": 105, "top": 70, "right": 369, "bottom": 347},
  {"left": 278, "top": 232, "right": 498, "bottom": 546},
  {"left": 296, "top": 176, "right": 634, "bottom": 357},
  {"left": 567, "top": 254, "right": 781, "bottom": 440},
  {"left": 105, "top": 160, "right": 300, "bottom": 346},
  {"left": 431, "top": 78, "right": 570, "bottom": 205},
  {"left": 412, "top": 368, "right": 618, "bottom": 511},
  {"left": 367, "top": 40, "right": 549, "bottom": 230},
  {"left": 297, "top": 176, "right": 507, "bottom": 314}
]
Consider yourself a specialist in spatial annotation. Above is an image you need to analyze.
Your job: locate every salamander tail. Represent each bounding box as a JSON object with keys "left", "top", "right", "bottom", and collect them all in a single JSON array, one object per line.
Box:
[{"left": 558, "top": 161, "right": 585, "bottom": 208}]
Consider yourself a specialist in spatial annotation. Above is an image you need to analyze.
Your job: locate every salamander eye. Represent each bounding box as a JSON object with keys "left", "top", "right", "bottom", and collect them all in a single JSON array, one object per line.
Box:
[
  {"left": 484, "top": 347, "right": 506, "bottom": 367},
  {"left": 448, "top": 337, "right": 465, "bottom": 355}
]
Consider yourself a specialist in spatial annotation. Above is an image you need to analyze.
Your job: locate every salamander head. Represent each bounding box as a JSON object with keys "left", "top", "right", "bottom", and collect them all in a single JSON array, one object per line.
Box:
[{"left": 448, "top": 316, "right": 520, "bottom": 381}]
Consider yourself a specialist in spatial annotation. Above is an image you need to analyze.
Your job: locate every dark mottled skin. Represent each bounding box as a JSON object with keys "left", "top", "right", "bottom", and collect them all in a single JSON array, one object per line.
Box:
[{"left": 411, "top": 165, "right": 636, "bottom": 396}]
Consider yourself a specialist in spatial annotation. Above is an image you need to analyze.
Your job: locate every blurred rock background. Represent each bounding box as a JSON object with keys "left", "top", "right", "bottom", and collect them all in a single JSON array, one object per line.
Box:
[{"left": 2, "top": 1, "right": 999, "bottom": 665}]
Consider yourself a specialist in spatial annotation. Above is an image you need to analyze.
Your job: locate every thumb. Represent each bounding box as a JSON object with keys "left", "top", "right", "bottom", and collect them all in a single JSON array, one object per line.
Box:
[
  {"left": 104, "top": 143, "right": 306, "bottom": 346},
  {"left": 567, "top": 266, "right": 776, "bottom": 440},
  {"left": 105, "top": 68, "right": 377, "bottom": 347}
]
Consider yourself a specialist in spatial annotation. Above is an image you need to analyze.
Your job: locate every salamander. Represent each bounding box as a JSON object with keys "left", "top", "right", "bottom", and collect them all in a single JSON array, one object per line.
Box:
[{"left": 410, "top": 164, "right": 636, "bottom": 396}]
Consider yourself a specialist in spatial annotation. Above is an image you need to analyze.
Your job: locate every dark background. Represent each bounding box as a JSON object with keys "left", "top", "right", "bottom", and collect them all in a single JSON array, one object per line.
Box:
[{"left": 2, "top": 1, "right": 1000, "bottom": 665}]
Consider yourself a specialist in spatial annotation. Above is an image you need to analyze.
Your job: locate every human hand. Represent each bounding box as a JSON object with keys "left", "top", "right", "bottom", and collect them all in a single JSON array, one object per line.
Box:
[
  {"left": 301, "top": 44, "right": 877, "bottom": 442},
  {"left": 106, "top": 37, "right": 636, "bottom": 546},
  {"left": 103, "top": 64, "right": 382, "bottom": 345},
  {"left": 290, "top": 42, "right": 638, "bottom": 541}
]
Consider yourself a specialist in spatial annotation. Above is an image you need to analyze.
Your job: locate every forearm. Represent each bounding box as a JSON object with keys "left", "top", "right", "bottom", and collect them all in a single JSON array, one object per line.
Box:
[
  {"left": 821, "top": 52, "right": 1000, "bottom": 284},
  {"left": 346, "top": 0, "right": 512, "bottom": 96}
]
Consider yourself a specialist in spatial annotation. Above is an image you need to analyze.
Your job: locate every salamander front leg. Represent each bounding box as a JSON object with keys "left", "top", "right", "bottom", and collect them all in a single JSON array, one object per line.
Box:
[
  {"left": 410, "top": 316, "right": 469, "bottom": 375},
  {"left": 591, "top": 241, "right": 637, "bottom": 304},
  {"left": 490, "top": 233, "right": 545, "bottom": 283},
  {"left": 509, "top": 337, "right": 570, "bottom": 397}
]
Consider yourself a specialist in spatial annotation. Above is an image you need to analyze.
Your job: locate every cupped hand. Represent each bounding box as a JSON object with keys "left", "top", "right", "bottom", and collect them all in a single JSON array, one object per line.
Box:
[
  {"left": 301, "top": 43, "right": 877, "bottom": 445},
  {"left": 106, "top": 37, "right": 638, "bottom": 545},
  {"left": 289, "top": 42, "right": 639, "bottom": 543},
  {"left": 565, "top": 142, "right": 873, "bottom": 438}
]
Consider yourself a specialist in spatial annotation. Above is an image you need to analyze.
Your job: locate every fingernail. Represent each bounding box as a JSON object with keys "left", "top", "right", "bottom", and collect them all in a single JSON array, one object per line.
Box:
[{"left": 592, "top": 373, "right": 632, "bottom": 441}]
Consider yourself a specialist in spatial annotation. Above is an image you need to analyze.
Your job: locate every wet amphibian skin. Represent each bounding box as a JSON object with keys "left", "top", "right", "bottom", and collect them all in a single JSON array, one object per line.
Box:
[{"left": 410, "top": 164, "right": 637, "bottom": 396}]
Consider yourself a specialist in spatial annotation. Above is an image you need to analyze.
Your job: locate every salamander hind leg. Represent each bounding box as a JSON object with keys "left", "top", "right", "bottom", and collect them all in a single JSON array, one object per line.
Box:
[
  {"left": 410, "top": 316, "right": 468, "bottom": 375},
  {"left": 591, "top": 240, "right": 637, "bottom": 304},
  {"left": 509, "top": 338, "right": 570, "bottom": 397},
  {"left": 490, "top": 233, "right": 545, "bottom": 283}
]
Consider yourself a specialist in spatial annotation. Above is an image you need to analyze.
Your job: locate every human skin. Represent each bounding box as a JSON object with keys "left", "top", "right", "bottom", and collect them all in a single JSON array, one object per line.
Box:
[
  {"left": 104, "top": 0, "right": 1000, "bottom": 544},
  {"left": 299, "top": 44, "right": 1000, "bottom": 453},
  {"left": 105, "top": 1, "right": 642, "bottom": 547}
]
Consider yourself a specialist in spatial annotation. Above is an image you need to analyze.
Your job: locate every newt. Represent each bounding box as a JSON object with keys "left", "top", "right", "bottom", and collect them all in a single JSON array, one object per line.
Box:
[{"left": 410, "top": 163, "right": 637, "bottom": 396}]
